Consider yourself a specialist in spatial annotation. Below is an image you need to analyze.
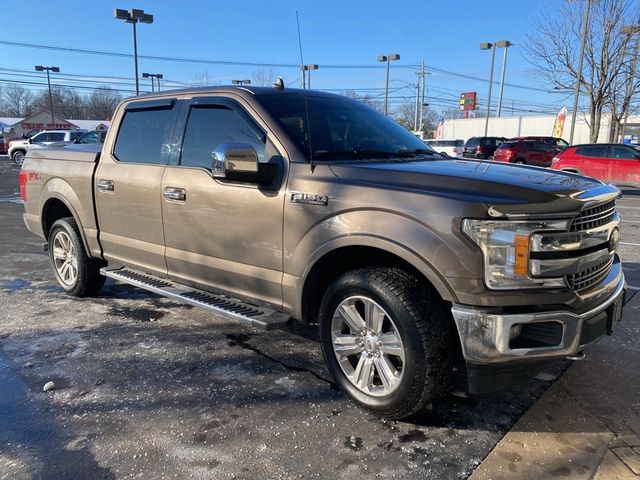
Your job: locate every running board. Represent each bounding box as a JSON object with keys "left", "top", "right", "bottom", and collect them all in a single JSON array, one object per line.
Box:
[{"left": 100, "top": 267, "right": 290, "bottom": 330}]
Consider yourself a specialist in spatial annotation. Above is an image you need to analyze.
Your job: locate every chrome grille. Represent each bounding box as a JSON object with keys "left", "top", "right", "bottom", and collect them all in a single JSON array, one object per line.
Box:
[
  {"left": 566, "top": 256, "right": 614, "bottom": 291},
  {"left": 570, "top": 200, "right": 615, "bottom": 232}
]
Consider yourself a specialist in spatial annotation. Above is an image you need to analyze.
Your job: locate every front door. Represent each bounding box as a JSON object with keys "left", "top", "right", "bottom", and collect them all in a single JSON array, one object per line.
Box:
[
  {"left": 95, "top": 98, "right": 178, "bottom": 276},
  {"left": 160, "top": 97, "right": 287, "bottom": 307},
  {"left": 607, "top": 145, "right": 640, "bottom": 187}
]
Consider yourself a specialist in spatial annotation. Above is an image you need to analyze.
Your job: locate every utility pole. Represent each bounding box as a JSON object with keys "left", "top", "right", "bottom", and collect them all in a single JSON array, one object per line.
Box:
[
  {"left": 414, "top": 74, "right": 420, "bottom": 131},
  {"left": 569, "top": 0, "right": 592, "bottom": 144},
  {"left": 35, "top": 66, "right": 60, "bottom": 125},
  {"left": 620, "top": 25, "right": 640, "bottom": 141},
  {"left": 419, "top": 61, "right": 426, "bottom": 132},
  {"left": 377, "top": 54, "right": 400, "bottom": 115}
]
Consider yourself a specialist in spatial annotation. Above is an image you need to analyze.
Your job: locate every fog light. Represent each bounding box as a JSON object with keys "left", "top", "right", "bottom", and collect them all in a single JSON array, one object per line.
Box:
[{"left": 509, "top": 324, "right": 522, "bottom": 340}]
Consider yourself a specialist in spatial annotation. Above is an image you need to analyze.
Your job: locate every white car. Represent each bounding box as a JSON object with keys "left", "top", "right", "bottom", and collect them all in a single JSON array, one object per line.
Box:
[
  {"left": 9, "top": 130, "right": 85, "bottom": 164},
  {"left": 423, "top": 139, "right": 464, "bottom": 158}
]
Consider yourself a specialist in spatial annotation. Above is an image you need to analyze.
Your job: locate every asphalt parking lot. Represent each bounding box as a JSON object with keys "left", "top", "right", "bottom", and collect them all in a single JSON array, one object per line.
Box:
[{"left": 0, "top": 157, "right": 638, "bottom": 480}]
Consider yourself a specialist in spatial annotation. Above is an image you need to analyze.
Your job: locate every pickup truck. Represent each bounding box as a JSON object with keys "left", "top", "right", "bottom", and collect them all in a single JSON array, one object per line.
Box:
[{"left": 20, "top": 85, "right": 626, "bottom": 419}]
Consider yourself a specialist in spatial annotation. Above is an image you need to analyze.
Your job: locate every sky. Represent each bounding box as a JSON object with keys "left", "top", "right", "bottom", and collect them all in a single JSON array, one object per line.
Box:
[{"left": 0, "top": 0, "right": 572, "bottom": 118}]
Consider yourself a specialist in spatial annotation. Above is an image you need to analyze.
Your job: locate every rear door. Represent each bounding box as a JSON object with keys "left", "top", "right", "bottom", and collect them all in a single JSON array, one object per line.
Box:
[
  {"left": 95, "top": 98, "right": 179, "bottom": 277},
  {"left": 607, "top": 145, "right": 640, "bottom": 187},
  {"left": 572, "top": 145, "right": 610, "bottom": 181},
  {"left": 160, "top": 96, "right": 287, "bottom": 307}
]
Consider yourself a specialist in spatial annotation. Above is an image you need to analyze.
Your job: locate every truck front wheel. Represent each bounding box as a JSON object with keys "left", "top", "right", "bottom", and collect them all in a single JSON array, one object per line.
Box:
[
  {"left": 48, "top": 217, "right": 105, "bottom": 297},
  {"left": 319, "top": 267, "right": 452, "bottom": 419}
]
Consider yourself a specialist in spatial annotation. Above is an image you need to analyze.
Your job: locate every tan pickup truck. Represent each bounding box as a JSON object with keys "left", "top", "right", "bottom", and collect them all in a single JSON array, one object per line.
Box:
[{"left": 20, "top": 85, "right": 626, "bottom": 419}]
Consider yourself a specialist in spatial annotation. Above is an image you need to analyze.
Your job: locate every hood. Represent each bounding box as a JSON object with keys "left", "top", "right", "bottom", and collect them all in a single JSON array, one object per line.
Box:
[{"left": 329, "top": 158, "right": 619, "bottom": 215}]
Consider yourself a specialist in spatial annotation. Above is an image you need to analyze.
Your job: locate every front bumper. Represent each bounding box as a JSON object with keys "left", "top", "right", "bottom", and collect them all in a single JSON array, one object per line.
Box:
[{"left": 451, "top": 274, "right": 626, "bottom": 365}]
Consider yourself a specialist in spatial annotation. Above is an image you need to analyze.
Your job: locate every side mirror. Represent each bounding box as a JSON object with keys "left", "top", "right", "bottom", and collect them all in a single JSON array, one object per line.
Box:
[
  {"left": 211, "top": 143, "right": 259, "bottom": 178},
  {"left": 27, "top": 138, "right": 33, "bottom": 144}
]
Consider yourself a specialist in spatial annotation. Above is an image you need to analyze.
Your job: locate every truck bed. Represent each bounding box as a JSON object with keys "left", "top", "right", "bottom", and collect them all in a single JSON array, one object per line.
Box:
[{"left": 22, "top": 145, "right": 102, "bottom": 256}]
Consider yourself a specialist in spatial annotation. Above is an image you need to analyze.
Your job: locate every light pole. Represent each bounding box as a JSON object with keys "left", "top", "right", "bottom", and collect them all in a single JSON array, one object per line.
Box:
[
  {"left": 114, "top": 8, "right": 154, "bottom": 96},
  {"left": 35, "top": 65, "right": 59, "bottom": 125},
  {"left": 569, "top": 0, "right": 592, "bottom": 145},
  {"left": 300, "top": 64, "right": 319, "bottom": 89},
  {"left": 495, "top": 40, "right": 513, "bottom": 117},
  {"left": 231, "top": 79, "right": 251, "bottom": 86},
  {"left": 480, "top": 42, "right": 496, "bottom": 136},
  {"left": 377, "top": 54, "right": 400, "bottom": 115},
  {"left": 142, "top": 72, "right": 163, "bottom": 92},
  {"left": 620, "top": 25, "right": 640, "bottom": 142}
]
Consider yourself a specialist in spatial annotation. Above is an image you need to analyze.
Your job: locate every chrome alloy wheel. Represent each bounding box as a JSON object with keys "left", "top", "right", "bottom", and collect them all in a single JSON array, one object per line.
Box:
[
  {"left": 331, "top": 296, "right": 405, "bottom": 397},
  {"left": 52, "top": 231, "right": 78, "bottom": 286}
]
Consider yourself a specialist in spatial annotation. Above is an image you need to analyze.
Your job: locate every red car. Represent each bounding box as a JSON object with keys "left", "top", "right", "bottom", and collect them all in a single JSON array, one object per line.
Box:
[
  {"left": 493, "top": 139, "right": 558, "bottom": 167},
  {"left": 551, "top": 143, "right": 640, "bottom": 187}
]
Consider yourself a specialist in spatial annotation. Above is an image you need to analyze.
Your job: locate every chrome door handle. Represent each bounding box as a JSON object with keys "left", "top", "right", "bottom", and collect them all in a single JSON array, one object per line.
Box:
[
  {"left": 97, "top": 180, "right": 114, "bottom": 191},
  {"left": 163, "top": 188, "right": 186, "bottom": 202}
]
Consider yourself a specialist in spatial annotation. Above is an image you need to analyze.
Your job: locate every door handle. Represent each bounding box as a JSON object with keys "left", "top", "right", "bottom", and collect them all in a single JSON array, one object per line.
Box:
[
  {"left": 97, "top": 179, "right": 114, "bottom": 191},
  {"left": 163, "top": 187, "right": 186, "bottom": 202}
]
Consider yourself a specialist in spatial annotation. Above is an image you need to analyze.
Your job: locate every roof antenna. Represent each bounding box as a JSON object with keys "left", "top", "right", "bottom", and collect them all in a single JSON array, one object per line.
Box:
[{"left": 296, "top": 11, "right": 314, "bottom": 173}]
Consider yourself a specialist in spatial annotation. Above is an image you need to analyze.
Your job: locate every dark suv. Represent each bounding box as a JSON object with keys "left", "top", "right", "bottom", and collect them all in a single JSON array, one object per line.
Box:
[{"left": 463, "top": 136, "right": 508, "bottom": 159}]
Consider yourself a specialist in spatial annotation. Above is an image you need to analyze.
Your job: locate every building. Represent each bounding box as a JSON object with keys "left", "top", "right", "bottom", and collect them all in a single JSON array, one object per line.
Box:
[{"left": 0, "top": 112, "right": 109, "bottom": 136}]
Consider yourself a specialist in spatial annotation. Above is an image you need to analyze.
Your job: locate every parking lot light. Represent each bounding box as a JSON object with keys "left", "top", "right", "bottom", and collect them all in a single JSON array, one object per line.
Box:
[
  {"left": 299, "top": 65, "right": 319, "bottom": 89},
  {"left": 142, "top": 72, "right": 163, "bottom": 92},
  {"left": 495, "top": 40, "right": 513, "bottom": 118},
  {"left": 231, "top": 79, "right": 252, "bottom": 86},
  {"left": 113, "top": 8, "right": 154, "bottom": 96},
  {"left": 480, "top": 42, "right": 496, "bottom": 136},
  {"left": 377, "top": 54, "right": 400, "bottom": 115},
  {"left": 35, "top": 65, "right": 60, "bottom": 125}
]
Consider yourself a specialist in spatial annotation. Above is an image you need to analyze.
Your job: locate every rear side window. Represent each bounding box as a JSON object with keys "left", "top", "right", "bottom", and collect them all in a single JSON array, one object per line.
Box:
[
  {"left": 455, "top": 140, "right": 464, "bottom": 147},
  {"left": 575, "top": 146, "right": 608, "bottom": 158},
  {"left": 499, "top": 142, "right": 515, "bottom": 149},
  {"left": 180, "top": 106, "right": 266, "bottom": 169},
  {"left": 70, "top": 131, "right": 84, "bottom": 140},
  {"left": 466, "top": 138, "right": 479, "bottom": 147},
  {"left": 113, "top": 107, "right": 176, "bottom": 164}
]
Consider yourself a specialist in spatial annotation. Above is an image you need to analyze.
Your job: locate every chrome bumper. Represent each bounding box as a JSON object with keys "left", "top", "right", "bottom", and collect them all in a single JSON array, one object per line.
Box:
[{"left": 451, "top": 276, "right": 626, "bottom": 364}]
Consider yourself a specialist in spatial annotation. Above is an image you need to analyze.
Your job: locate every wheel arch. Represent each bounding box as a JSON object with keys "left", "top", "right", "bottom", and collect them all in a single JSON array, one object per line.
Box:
[
  {"left": 41, "top": 196, "right": 92, "bottom": 255},
  {"left": 299, "top": 242, "right": 456, "bottom": 326}
]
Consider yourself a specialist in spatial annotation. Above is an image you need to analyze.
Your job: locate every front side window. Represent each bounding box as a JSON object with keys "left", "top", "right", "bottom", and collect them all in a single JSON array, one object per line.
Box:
[
  {"left": 576, "top": 146, "right": 608, "bottom": 158},
  {"left": 113, "top": 107, "right": 175, "bottom": 164},
  {"left": 70, "top": 131, "right": 84, "bottom": 140},
  {"left": 32, "top": 133, "right": 48, "bottom": 142},
  {"left": 180, "top": 106, "right": 266, "bottom": 169}
]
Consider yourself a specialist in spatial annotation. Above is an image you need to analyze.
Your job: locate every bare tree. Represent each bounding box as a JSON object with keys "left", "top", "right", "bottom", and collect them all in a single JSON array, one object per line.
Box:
[
  {"left": 2, "top": 84, "right": 36, "bottom": 117},
  {"left": 191, "top": 72, "right": 217, "bottom": 87},
  {"left": 34, "top": 87, "right": 87, "bottom": 119},
  {"left": 526, "top": 0, "right": 639, "bottom": 142},
  {"left": 342, "top": 90, "right": 384, "bottom": 113},
  {"left": 252, "top": 67, "right": 280, "bottom": 86},
  {"left": 85, "top": 87, "right": 122, "bottom": 120}
]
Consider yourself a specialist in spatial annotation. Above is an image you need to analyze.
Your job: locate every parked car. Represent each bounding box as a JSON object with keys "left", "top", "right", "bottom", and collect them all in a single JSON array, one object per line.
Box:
[
  {"left": 493, "top": 139, "right": 557, "bottom": 167},
  {"left": 462, "top": 136, "right": 508, "bottom": 159},
  {"left": 73, "top": 130, "right": 108, "bottom": 144},
  {"left": 9, "top": 130, "right": 86, "bottom": 164},
  {"left": 423, "top": 139, "right": 464, "bottom": 157},
  {"left": 20, "top": 86, "right": 625, "bottom": 419},
  {"left": 551, "top": 143, "right": 640, "bottom": 188},
  {"left": 510, "top": 136, "right": 569, "bottom": 150}
]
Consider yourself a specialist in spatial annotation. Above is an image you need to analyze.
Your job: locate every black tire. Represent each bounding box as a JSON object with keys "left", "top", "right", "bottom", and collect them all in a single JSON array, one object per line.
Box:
[
  {"left": 12, "top": 150, "right": 25, "bottom": 165},
  {"left": 48, "top": 217, "right": 105, "bottom": 297},
  {"left": 319, "top": 267, "right": 453, "bottom": 419},
  {"left": 514, "top": 158, "right": 526, "bottom": 165}
]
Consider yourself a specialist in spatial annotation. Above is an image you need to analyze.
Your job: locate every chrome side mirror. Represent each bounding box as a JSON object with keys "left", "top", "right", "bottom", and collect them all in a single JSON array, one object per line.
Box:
[{"left": 211, "top": 143, "right": 259, "bottom": 178}]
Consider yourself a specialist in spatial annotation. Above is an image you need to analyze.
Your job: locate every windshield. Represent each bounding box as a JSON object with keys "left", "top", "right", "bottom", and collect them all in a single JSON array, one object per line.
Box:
[{"left": 256, "top": 93, "right": 437, "bottom": 161}]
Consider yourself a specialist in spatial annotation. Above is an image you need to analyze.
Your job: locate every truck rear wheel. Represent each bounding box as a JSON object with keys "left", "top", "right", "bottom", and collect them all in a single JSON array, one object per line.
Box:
[
  {"left": 48, "top": 217, "right": 105, "bottom": 297},
  {"left": 319, "top": 267, "right": 452, "bottom": 419}
]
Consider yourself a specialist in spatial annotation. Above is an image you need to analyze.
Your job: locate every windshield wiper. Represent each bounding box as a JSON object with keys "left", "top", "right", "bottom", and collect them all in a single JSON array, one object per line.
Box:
[{"left": 313, "top": 150, "right": 394, "bottom": 160}]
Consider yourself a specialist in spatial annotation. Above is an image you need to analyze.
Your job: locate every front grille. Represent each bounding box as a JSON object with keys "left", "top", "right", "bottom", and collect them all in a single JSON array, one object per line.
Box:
[
  {"left": 566, "top": 256, "right": 614, "bottom": 291},
  {"left": 570, "top": 200, "right": 615, "bottom": 232}
]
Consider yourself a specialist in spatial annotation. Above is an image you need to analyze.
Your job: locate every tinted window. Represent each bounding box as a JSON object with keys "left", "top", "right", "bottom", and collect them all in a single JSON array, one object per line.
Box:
[
  {"left": 536, "top": 142, "right": 553, "bottom": 152},
  {"left": 32, "top": 132, "right": 48, "bottom": 142},
  {"left": 70, "top": 131, "right": 84, "bottom": 140},
  {"left": 79, "top": 132, "right": 99, "bottom": 144},
  {"left": 499, "top": 142, "right": 515, "bottom": 149},
  {"left": 180, "top": 106, "right": 266, "bottom": 169},
  {"left": 555, "top": 138, "right": 569, "bottom": 148},
  {"left": 523, "top": 141, "right": 536, "bottom": 151},
  {"left": 610, "top": 146, "right": 638, "bottom": 160},
  {"left": 575, "top": 146, "right": 608, "bottom": 158},
  {"left": 113, "top": 107, "right": 175, "bottom": 164},
  {"left": 466, "top": 138, "right": 479, "bottom": 147},
  {"left": 455, "top": 140, "right": 464, "bottom": 147},
  {"left": 48, "top": 132, "right": 65, "bottom": 141}
]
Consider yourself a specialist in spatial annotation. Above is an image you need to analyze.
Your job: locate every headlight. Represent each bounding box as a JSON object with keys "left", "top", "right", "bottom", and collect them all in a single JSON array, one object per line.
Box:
[{"left": 462, "top": 219, "right": 567, "bottom": 290}]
